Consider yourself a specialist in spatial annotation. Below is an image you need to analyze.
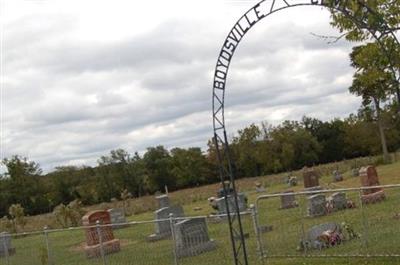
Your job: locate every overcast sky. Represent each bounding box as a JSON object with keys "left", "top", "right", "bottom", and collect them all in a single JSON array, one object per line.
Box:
[{"left": 1, "top": 0, "right": 364, "bottom": 172}]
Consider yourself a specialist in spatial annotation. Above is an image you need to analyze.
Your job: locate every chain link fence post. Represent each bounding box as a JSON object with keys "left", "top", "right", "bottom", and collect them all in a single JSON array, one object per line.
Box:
[
  {"left": 297, "top": 196, "right": 307, "bottom": 257},
  {"left": 96, "top": 220, "right": 107, "bottom": 265},
  {"left": 169, "top": 213, "right": 178, "bottom": 265},
  {"left": 43, "top": 226, "right": 53, "bottom": 265},
  {"left": 1, "top": 233, "right": 10, "bottom": 265},
  {"left": 250, "top": 204, "right": 265, "bottom": 263},
  {"left": 358, "top": 189, "right": 369, "bottom": 253}
]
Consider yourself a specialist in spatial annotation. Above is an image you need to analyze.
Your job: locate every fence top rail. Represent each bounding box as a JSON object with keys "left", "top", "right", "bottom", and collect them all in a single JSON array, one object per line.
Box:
[
  {"left": 255, "top": 183, "right": 400, "bottom": 206},
  {"left": 2, "top": 211, "right": 251, "bottom": 237}
]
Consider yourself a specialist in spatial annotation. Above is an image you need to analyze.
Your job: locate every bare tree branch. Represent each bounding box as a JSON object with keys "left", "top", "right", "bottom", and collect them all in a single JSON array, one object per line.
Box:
[{"left": 309, "top": 32, "right": 348, "bottom": 44}]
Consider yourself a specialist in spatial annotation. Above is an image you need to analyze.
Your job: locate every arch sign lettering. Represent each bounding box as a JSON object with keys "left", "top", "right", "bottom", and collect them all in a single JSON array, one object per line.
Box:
[{"left": 211, "top": 1, "right": 399, "bottom": 265}]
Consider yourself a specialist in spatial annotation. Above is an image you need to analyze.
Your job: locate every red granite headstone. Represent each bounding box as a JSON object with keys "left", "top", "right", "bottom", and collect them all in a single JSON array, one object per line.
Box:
[
  {"left": 82, "top": 210, "right": 120, "bottom": 258},
  {"left": 359, "top": 166, "right": 382, "bottom": 195},
  {"left": 303, "top": 167, "right": 320, "bottom": 188},
  {"left": 359, "top": 166, "right": 385, "bottom": 204}
]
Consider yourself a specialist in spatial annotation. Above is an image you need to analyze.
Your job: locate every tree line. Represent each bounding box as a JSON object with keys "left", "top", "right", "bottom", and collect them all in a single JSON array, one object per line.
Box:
[{"left": 1, "top": 106, "right": 400, "bottom": 217}]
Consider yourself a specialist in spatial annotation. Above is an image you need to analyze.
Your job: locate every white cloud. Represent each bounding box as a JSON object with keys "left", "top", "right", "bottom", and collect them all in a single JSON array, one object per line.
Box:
[{"left": 1, "top": 0, "right": 364, "bottom": 171}]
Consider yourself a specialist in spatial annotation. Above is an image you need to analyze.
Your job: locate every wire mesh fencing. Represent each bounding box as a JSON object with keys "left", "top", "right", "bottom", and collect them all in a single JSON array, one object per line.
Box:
[
  {"left": 1, "top": 185, "right": 399, "bottom": 265},
  {"left": 0, "top": 212, "right": 261, "bottom": 265},
  {"left": 254, "top": 184, "right": 400, "bottom": 260}
]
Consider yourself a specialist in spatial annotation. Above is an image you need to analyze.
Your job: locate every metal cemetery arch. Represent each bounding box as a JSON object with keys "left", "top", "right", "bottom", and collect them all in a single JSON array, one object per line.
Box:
[{"left": 211, "top": 1, "right": 400, "bottom": 265}]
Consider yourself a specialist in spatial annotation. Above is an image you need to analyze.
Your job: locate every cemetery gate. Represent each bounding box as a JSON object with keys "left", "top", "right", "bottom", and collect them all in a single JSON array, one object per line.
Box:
[{"left": 211, "top": 1, "right": 400, "bottom": 264}]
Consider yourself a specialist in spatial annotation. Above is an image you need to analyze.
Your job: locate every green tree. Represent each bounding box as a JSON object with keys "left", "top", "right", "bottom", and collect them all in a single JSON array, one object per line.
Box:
[
  {"left": 143, "top": 146, "right": 175, "bottom": 192},
  {"left": 342, "top": 113, "right": 379, "bottom": 157},
  {"left": 328, "top": 0, "right": 400, "bottom": 110},
  {"left": 170, "top": 147, "right": 211, "bottom": 187},
  {"left": 52, "top": 166, "right": 80, "bottom": 205},
  {"left": 269, "top": 121, "right": 322, "bottom": 170},
  {"left": 96, "top": 149, "right": 135, "bottom": 201},
  {"left": 231, "top": 124, "right": 263, "bottom": 177},
  {"left": 349, "top": 43, "right": 394, "bottom": 162},
  {"left": 126, "top": 152, "right": 148, "bottom": 197},
  {"left": 2, "top": 155, "right": 45, "bottom": 215},
  {"left": 302, "top": 117, "right": 346, "bottom": 163}
]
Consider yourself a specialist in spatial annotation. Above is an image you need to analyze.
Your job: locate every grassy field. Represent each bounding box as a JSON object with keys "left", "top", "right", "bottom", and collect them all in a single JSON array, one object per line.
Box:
[{"left": 2, "top": 156, "right": 400, "bottom": 265}]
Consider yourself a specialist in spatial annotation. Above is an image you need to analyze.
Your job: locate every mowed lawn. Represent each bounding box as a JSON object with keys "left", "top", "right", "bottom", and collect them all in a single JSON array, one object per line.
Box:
[{"left": 2, "top": 160, "right": 400, "bottom": 265}]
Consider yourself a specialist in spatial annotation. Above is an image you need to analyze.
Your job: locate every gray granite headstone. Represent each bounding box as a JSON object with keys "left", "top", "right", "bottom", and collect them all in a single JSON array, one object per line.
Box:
[
  {"left": 147, "top": 205, "right": 185, "bottom": 241},
  {"left": 255, "top": 187, "right": 266, "bottom": 193},
  {"left": 288, "top": 176, "right": 298, "bottom": 187},
  {"left": 156, "top": 195, "right": 170, "bottom": 209},
  {"left": 0, "top": 232, "right": 15, "bottom": 257},
  {"left": 307, "top": 194, "right": 327, "bottom": 217},
  {"left": 215, "top": 193, "right": 247, "bottom": 215},
  {"left": 255, "top": 182, "right": 265, "bottom": 193},
  {"left": 332, "top": 170, "right": 343, "bottom": 182},
  {"left": 280, "top": 190, "right": 298, "bottom": 209},
  {"left": 107, "top": 208, "right": 127, "bottom": 228},
  {"left": 330, "top": 192, "right": 347, "bottom": 211},
  {"left": 174, "top": 218, "right": 216, "bottom": 258}
]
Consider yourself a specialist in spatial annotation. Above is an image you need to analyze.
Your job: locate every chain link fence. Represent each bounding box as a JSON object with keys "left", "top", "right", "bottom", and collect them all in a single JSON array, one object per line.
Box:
[
  {"left": 254, "top": 184, "right": 400, "bottom": 260},
  {"left": 0, "top": 212, "right": 259, "bottom": 265},
  {"left": 1, "top": 184, "right": 400, "bottom": 265}
]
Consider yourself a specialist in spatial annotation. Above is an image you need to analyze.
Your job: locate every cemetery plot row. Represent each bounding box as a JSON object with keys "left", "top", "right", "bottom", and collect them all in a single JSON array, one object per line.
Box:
[
  {"left": 254, "top": 184, "right": 400, "bottom": 259},
  {"left": 0, "top": 213, "right": 259, "bottom": 265}
]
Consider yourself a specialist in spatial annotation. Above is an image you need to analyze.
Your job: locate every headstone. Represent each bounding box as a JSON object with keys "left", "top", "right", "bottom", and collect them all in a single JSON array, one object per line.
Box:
[
  {"left": 255, "top": 187, "right": 266, "bottom": 193},
  {"left": 155, "top": 206, "right": 184, "bottom": 235},
  {"left": 352, "top": 168, "right": 359, "bottom": 177},
  {"left": 329, "top": 192, "right": 347, "bottom": 211},
  {"left": 208, "top": 197, "right": 218, "bottom": 210},
  {"left": 217, "top": 187, "right": 234, "bottom": 198},
  {"left": 0, "top": 232, "right": 15, "bottom": 257},
  {"left": 148, "top": 205, "right": 185, "bottom": 241},
  {"left": 304, "top": 185, "right": 323, "bottom": 195},
  {"left": 359, "top": 166, "right": 385, "bottom": 204},
  {"left": 215, "top": 193, "right": 247, "bottom": 215},
  {"left": 280, "top": 190, "right": 298, "bottom": 209},
  {"left": 174, "top": 218, "right": 216, "bottom": 258},
  {"left": 304, "top": 223, "right": 342, "bottom": 249},
  {"left": 288, "top": 176, "right": 298, "bottom": 187},
  {"left": 359, "top": 166, "right": 381, "bottom": 194},
  {"left": 255, "top": 182, "right": 266, "bottom": 193},
  {"left": 307, "top": 194, "right": 327, "bottom": 217},
  {"left": 82, "top": 210, "right": 120, "bottom": 258},
  {"left": 156, "top": 195, "right": 170, "bottom": 209},
  {"left": 303, "top": 167, "right": 320, "bottom": 189},
  {"left": 107, "top": 208, "right": 127, "bottom": 228},
  {"left": 284, "top": 175, "right": 290, "bottom": 184},
  {"left": 332, "top": 170, "right": 343, "bottom": 182}
]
